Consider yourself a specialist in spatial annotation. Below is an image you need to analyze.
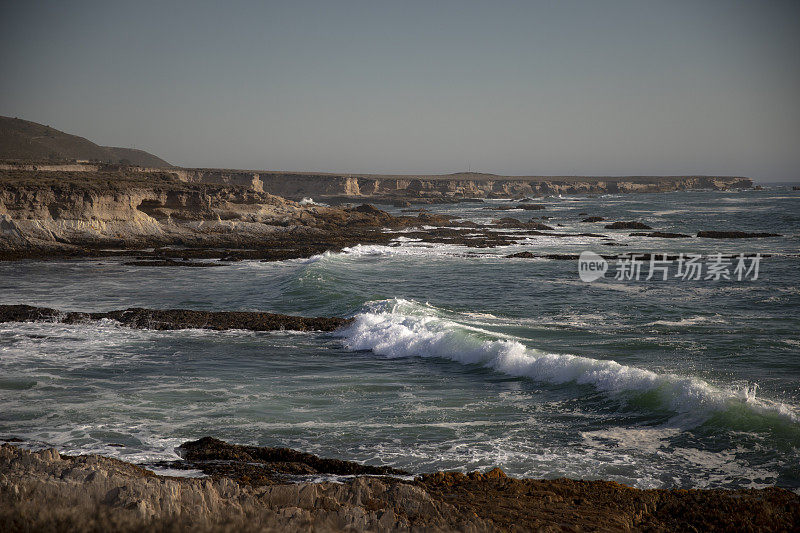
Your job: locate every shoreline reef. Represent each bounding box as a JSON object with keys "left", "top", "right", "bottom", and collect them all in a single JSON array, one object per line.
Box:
[
  {"left": 0, "top": 305, "right": 351, "bottom": 333},
  {"left": 1, "top": 438, "right": 798, "bottom": 532}
]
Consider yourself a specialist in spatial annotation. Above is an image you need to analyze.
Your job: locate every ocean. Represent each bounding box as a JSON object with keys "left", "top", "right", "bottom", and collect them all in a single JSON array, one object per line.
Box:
[{"left": 1, "top": 187, "right": 798, "bottom": 491}]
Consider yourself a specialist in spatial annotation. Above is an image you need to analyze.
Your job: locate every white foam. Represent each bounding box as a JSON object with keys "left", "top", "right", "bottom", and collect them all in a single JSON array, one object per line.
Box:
[
  {"left": 337, "top": 299, "right": 799, "bottom": 425},
  {"left": 645, "top": 316, "right": 726, "bottom": 327},
  {"left": 337, "top": 243, "right": 480, "bottom": 259}
]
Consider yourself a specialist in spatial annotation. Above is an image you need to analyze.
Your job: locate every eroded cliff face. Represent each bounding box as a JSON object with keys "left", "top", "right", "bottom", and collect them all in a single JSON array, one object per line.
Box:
[
  {"left": 0, "top": 165, "right": 755, "bottom": 257},
  {"left": 0, "top": 170, "right": 396, "bottom": 254},
  {"left": 1, "top": 162, "right": 753, "bottom": 202},
  {"left": 159, "top": 169, "right": 753, "bottom": 200}
]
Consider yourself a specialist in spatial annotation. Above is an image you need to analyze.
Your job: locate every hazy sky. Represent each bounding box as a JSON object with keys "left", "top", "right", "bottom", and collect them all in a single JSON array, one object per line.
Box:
[{"left": 1, "top": 1, "right": 798, "bottom": 180}]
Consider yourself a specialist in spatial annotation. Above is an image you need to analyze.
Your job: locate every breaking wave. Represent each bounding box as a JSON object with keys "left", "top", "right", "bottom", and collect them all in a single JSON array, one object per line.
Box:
[{"left": 337, "top": 299, "right": 799, "bottom": 427}]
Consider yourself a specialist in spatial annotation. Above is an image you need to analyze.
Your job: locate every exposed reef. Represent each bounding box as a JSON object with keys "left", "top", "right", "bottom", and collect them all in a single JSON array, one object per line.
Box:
[
  {"left": 1, "top": 440, "right": 797, "bottom": 532},
  {"left": 697, "top": 230, "right": 782, "bottom": 238},
  {"left": 604, "top": 221, "right": 653, "bottom": 230},
  {"left": 0, "top": 304, "right": 351, "bottom": 332}
]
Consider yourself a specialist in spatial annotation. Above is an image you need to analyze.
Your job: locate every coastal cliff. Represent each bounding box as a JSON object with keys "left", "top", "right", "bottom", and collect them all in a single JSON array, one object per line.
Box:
[
  {"left": 158, "top": 168, "right": 753, "bottom": 201},
  {"left": 0, "top": 162, "right": 753, "bottom": 201},
  {"left": 0, "top": 116, "right": 754, "bottom": 204},
  {"left": 0, "top": 169, "right": 408, "bottom": 257},
  {"left": 0, "top": 166, "right": 763, "bottom": 260}
]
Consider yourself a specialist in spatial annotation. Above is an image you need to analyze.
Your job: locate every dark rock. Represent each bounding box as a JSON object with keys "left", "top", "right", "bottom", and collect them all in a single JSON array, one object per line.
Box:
[
  {"left": 582, "top": 216, "right": 605, "bottom": 222},
  {"left": 492, "top": 218, "right": 554, "bottom": 230},
  {"left": 505, "top": 251, "right": 535, "bottom": 258},
  {"left": 352, "top": 203, "right": 383, "bottom": 214},
  {"left": 604, "top": 221, "right": 652, "bottom": 230},
  {"left": 527, "top": 221, "right": 554, "bottom": 230},
  {"left": 489, "top": 204, "right": 544, "bottom": 211},
  {"left": 415, "top": 212, "right": 453, "bottom": 225},
  {"left": 629, "top": 232, "right": 691, "bottom": 238},
  {"left": 494, "top": 217, "right": 526, "bottom": 228},
  {"left": 697, "top": 231, "right": 781, "bottom": 239},
  {"left": 123, "top": 260, "right": 222, "bottom": 267},
  {"left": 0, "top": 304, "right": 351, "bottom": 332},
  {"left": 3, "top": 441, "right": 799, "bottom": 532},
  {"left": 177, "top": 437, "right": 408, "bottom": 485}
]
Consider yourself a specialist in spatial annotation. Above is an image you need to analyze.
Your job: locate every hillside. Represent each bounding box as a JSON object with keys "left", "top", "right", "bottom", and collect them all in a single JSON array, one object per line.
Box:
[{"left": 0, "top": 116, "right": 171, "bottom": 166}]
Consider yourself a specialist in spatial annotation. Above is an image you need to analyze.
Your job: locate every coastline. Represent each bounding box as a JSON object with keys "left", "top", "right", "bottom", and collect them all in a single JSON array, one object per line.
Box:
[
  {"left": 0, "top": 164, "right": 756, "bottom": 262},
  {"left": 2, "top": 438, "right": 797, "bottom": 532},
  {"left": 2, "top": 165, "right": 797, "bottom": 531}
]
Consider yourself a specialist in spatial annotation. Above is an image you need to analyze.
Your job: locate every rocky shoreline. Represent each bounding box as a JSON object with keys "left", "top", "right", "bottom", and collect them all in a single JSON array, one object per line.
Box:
[
  {"left": 1, "top": 438, "right": 797, "bottom": 532},
  {"left": 0, "top": 165, "right": 765, "bottom": 262},
  {"left": 0, "top": 305, "right": 351, "bottom": 332}
]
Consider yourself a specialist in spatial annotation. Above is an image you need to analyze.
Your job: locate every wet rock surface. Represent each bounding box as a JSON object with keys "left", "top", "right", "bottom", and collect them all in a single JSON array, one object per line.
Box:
[
  {"left": 629, "top": 231, "right": 691, "bottom": 238},
  {"left": 418, "top": 470, "right": 800, "bottom": 532},
  {"left": 1, "top": 440, "right": 797, "bottom": 532},
  {"left": 123, "top": 259, "right": 223, "bottom": 267},
  {"left": 604, "top": 221, "right": 653, "bottom": 230},
  {"left": 0, "top": 304, "right": 351, "bottom": 332},
  {"left": 697, "top": 230, "right": 782, "bottom": 238},
  {"left": 173, "top": 437, "right": 409, "bottom": 485},
  {"left": 487, "top": 203, "right": 545, "bottom": 211}
]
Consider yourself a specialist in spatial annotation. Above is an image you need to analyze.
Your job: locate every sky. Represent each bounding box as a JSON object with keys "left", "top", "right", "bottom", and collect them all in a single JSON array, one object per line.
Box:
[{"left": 1, "top": 0, "right": 798, "bottom": 181}]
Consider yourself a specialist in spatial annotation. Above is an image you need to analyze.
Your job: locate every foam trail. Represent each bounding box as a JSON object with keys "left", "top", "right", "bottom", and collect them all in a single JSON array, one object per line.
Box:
[{"left": 337, "top": 299, "right": 799, "bottom": 425}]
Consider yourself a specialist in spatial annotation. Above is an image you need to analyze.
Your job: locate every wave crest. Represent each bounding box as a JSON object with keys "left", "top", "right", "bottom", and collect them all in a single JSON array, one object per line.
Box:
[{"left": 337, "top": 299, "right": 799, "bottom": 425}]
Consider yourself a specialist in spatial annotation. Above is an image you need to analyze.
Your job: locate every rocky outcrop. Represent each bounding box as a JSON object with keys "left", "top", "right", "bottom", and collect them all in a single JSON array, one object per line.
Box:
[
  {"left": 175, "top": 437, "right": 408, "bottom": 483},
  {"left": 605, "top": 221, "right": 653, "bottom": 230},
  {"left": 0, "top": 443, "right": 482, "bottom": 532},
  {"left": 2, "top": 441, "right": 797, "bottom": 532},
  {"left": 0, "top": 169, "right": 432, "bottom": 258},
  {"left": 0, "top": 304, "right": 352, "bottom": 332},
  {"left": 629, "top": 231, "right": 691, "bottom": 238},
  {"left": 697, "top": 231, "right": 782, "bottom": 238},
  {"left": 489, "top": 203, "right": 545, "bottom": 211}
]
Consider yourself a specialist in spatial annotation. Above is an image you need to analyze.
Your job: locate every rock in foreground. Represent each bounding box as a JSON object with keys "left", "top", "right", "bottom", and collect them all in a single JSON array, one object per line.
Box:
[
  {"left": 1, "top": 440, "right": 798, "bottom": 532},
  {"left": 175, "top": 437, "right": 408, "bottom": 484}
]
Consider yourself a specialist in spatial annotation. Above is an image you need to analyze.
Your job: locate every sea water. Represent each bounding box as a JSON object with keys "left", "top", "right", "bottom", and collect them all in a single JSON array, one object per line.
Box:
[{"left": 0, "top": 187, "right": 798, "bottom": 491}]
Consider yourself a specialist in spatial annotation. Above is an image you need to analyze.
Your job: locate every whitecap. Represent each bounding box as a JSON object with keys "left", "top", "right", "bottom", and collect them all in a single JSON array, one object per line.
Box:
[{"left": 336, "top": 299, "right": 800, "bottom": 425}]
